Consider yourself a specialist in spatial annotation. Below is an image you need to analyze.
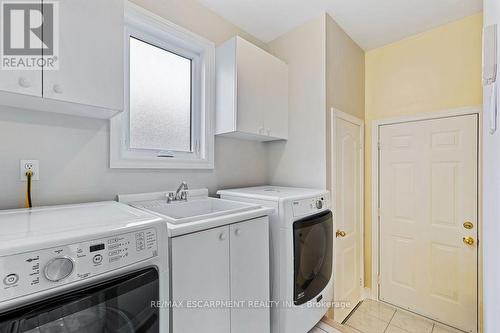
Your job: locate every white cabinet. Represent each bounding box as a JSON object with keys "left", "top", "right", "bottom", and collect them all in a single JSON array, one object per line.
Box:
[
  {"left": 171, "top": 226, "right": 231, "bottom": 333},
  {"left": 0, "top": 0, "right": 42, "bottom": 98},
  {"left": 216, "top": 36, "right": 288, "bottom": 141},
  {"left": 171, "top": 217, "right": 270, "bottom": 333},
  {"left": 0, "top": 70, "right": 42, "bottom": 98},
  {"left": 43, "top": 0, "right": 124, "bottom": 112},
  {"left": 230, "top": 219, "right": 270, "bottom": 333},
  {"left": 0, "top": 0, "right": 123, "bottom": 119}
]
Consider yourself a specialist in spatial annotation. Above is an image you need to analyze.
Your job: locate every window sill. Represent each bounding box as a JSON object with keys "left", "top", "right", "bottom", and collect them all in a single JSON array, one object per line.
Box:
[{"left": 110, "top": 113, "right": 214, "bottom": 170}]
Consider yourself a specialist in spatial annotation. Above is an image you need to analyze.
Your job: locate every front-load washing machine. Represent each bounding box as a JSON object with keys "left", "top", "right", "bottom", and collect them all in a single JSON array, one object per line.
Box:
[
  {"left": 218, "top": 186, "right": 333, "bottom": 333},
  {"left": 0, "top": 201, "right": 169, "bottom": 333}
]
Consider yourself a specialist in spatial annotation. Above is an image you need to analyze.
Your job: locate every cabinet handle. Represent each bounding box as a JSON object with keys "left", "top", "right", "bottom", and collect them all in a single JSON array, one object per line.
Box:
[
  {"left": 53, "top": 84, "right": 63, "bottom": 94},
  {"left": 235, "top": 229, "right": 241, "bottom": 236},
  {"left": 219, "top": 233, "right": 227, "bottom": 241},
  {"left": 18, "top": 77, "right": 31, "bottom": 88}
]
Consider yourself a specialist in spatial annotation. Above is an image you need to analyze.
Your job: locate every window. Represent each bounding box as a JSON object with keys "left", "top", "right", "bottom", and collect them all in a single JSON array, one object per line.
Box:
[
  {"left": 110, "top": 3, "right": 215, "bottom": 169},
  {"left": 129, "top": 37, "right": 192, "bottom": 152}
]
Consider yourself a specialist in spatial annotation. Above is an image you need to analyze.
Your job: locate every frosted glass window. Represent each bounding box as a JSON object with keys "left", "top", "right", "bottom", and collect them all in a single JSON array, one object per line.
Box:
[{"left": 129, "top": 37, "right": 192, "bottom": 152}]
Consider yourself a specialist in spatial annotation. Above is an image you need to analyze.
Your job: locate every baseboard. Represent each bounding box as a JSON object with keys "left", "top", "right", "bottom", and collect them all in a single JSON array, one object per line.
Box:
[{"left": 362, "top": 288, "right": 374, "bottom": 300}]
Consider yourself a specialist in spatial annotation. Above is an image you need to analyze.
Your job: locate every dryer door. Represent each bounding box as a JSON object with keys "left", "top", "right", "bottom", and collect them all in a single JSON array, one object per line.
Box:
[{"left": 293, "top": 210, "right": 333, "bottom": 305}]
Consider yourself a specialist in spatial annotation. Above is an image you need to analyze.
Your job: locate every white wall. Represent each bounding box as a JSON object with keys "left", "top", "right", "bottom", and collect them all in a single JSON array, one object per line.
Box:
[
  {"left": 266, "top": 15, "right": 328, "bottom": 189},
  {"left": 482, "top": 1, "right": 500, "bottom": 332},
  {"left": 326, "top": 15, "right": 365, "bottom": 121},
  {"left": 325, "top": 14, "right": 365, "bottom": 192},
  {"left": 0, "top": 0, "right": 269, "bottom": 210}
]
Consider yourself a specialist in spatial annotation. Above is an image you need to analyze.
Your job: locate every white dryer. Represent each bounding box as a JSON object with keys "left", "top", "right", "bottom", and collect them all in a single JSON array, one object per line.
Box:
[
  {"left": 218, "top": 186, "right": 333, "bottom": 333},
  {"left": 0, "top": 201, "right": 169, "bottom": 333}
]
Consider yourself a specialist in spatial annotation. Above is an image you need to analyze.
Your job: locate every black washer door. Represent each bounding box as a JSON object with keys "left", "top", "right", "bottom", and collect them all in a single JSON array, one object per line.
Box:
[
  {"left": 293, "top": 210, "right": 333, "bottom": 305},
  {"left": 0, "top": 268, "right": 159, "bottom": 333}
]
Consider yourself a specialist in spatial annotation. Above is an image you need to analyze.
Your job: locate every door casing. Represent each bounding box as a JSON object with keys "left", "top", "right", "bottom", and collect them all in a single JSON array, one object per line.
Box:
[{"left": 370, "top": 106, "right": 482, "bottom": 331}]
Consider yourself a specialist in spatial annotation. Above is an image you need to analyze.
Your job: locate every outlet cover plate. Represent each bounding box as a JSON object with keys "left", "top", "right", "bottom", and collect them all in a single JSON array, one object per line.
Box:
[{"left": 20, "top": 160, "right": 40, "bottom": 181}]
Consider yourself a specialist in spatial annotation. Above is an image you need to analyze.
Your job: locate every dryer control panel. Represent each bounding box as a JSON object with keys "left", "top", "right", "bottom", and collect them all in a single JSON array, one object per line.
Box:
[
  {"left": 0, "top": 227, "right": 158, "bottom": 302},
  {"left": 292, "top": 194, "right": 330, "bottom": 217}
]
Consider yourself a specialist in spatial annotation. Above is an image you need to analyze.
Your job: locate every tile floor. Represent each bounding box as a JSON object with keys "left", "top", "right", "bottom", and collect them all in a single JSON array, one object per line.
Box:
[
  {"left": 310, "top": 321, "right": 343, "bottom": 333},
  {"left": 343, "top": 299, "right": 464, "bottom": 333}
]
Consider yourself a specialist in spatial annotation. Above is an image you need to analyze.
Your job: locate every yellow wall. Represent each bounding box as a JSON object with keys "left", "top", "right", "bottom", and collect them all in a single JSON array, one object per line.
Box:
[{"left": 364, "top": 13, "right": 483, "bottom": 287}]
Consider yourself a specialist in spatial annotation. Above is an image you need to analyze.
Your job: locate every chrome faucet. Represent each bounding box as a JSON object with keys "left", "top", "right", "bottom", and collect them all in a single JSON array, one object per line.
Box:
[{"left": 167, "top": 181, "right": 189, "bottom": 203}]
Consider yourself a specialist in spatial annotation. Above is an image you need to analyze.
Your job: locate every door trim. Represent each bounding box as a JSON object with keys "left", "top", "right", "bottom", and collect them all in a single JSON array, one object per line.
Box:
[
  {"left": 370, "top": 106, "right": 482, "bottom": 330},
  {"left": 330, "top": 108, "right": 365, "bottom": 314}
]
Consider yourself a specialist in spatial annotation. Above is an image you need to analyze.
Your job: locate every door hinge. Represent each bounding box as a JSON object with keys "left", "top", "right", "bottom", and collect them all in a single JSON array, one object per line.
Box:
[
  {"left": 377, "top": 141, "right": 381, "bottom": 150},
  {"left": 377, "top": 275, "right": 381, "bottom": 285},
  {"left": 360, "top": 278, "right": 363, "bottom": 287}
]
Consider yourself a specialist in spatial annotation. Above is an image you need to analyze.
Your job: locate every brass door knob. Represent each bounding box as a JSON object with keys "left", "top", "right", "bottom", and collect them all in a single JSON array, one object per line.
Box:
[
  {"left": 463, "top": 237, "right": 475, "bottom": 246},
  {"left": 336, "top": 230, "right": 346, "bottom": 238}
]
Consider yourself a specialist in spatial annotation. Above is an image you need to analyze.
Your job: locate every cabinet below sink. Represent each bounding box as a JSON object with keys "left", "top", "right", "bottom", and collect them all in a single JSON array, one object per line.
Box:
[
  {"left": 171, "top": 217, "right": 270, "bottom": 333},
  {"left": 118, "top": 188, "right": 271, "bottom": 333}
]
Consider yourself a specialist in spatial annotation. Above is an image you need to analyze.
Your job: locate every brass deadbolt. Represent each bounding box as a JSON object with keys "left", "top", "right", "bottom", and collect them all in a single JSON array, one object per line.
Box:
[{"left": 463, "top": 221, "right": 474, "bottom": 229}]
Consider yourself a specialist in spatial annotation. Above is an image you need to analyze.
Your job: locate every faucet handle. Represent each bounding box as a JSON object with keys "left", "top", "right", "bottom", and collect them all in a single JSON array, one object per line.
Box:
[
  {"left": 180, "top": 190, "right": 189, "bottom": 201},
  {"left": 167, "top": 192, "right": 175, "bottom": 203}
]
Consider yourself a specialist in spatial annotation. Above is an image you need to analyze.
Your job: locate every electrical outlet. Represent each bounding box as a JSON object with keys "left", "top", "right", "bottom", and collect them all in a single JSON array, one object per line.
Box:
[{"left": 20, "top": 160, "right": 40, "bottom": 181}]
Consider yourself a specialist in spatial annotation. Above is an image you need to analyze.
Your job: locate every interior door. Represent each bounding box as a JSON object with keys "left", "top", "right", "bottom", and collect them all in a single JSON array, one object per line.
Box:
[
  {"left": 333, "top": 116, "right": 363, "bottom": 323},
  {"left": 171, "top": 226, "right": 231, "bottom": 333},
  {"left": 379, "top": 115, "right": 478, "bottom": 333}
]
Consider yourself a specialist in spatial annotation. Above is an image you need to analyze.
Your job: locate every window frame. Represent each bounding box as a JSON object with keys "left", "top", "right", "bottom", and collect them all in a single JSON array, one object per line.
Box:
[{"left": 110, "top": 2, "right": 215, "bottom": 169}]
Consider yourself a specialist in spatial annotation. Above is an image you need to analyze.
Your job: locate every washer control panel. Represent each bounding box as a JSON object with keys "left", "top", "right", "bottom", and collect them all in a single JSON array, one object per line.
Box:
[
  {"left": 0, "top": 227, "right": 158, "bottom": 302},
  {"left": 292, "top": 195, "right": 329, "bottom": 217}
]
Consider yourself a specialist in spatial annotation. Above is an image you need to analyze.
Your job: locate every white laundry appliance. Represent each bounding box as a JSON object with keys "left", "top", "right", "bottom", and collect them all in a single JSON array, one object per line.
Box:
[
  {"left": 0, "top": 201, "right": 169, "bottom": 333},
  {"left": 218, "top": 186, "right": 333, "bottom": 333}
]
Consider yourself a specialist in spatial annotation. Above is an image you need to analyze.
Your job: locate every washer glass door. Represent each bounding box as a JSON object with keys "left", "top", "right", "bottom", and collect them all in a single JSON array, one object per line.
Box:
[
  {"left": 293, "top": 210, "right": 333, "bottom": 305},
  {"left": 0, "top": 268, "right": 159, "bottom": 333}
]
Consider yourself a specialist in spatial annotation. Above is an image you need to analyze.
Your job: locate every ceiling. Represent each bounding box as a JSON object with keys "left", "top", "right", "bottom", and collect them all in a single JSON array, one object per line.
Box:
[{"left": 196, "top": 0, "right": 483, "bottom": 50}]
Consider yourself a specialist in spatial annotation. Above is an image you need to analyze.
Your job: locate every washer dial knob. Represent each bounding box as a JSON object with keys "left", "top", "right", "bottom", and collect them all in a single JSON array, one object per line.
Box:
[
  {"left": 44, "top": 257, "right": 74, "bottom": 282},
  {"left": 316, "top": 200, "right": 323, "bottom": 209}
]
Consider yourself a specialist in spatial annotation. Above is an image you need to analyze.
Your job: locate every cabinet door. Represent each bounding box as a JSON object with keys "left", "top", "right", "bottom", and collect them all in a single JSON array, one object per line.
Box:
[
  {"left": 42, "top": 0, "right": 123, "bottom": 111},
  {"left": 230, "top": 217, "right": 270, "bottom": 333},
  {"left": 263, "top": 59, "right": 288, "bottom": 139},
  {"left": 0, "top": 71, "right": 42, "bottom": 97},
  {"left": 0, "top": 0, "right": 42, "bottom": 97},
  {"left": 236, "top": 37, "right": 266, "bottom": 136},
  {"left": 171, "top": 226, "right": 230, "bottom": 333}
]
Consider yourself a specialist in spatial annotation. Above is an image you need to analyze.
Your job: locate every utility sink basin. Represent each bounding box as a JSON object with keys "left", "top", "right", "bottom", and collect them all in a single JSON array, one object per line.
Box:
[{"left": 131, "top": 197, "right": 258, "bottom": 225}]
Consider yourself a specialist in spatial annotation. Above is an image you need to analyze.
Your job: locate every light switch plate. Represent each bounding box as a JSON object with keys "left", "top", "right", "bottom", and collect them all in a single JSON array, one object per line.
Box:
[{"left": 20, "top": 160, "right": 40, "bottom": 181}]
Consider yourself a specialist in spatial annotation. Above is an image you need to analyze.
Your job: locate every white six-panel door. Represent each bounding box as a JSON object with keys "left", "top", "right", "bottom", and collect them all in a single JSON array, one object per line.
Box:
[
  {"left": 379, "top": 115, "right": 478, "bottom": 333},
  {"left": 333, "top": 113, "right": 363, "bottom": 323}
]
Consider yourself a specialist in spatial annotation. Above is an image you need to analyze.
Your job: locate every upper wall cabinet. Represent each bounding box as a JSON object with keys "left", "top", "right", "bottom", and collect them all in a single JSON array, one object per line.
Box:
[
  {"left": 216, "top": 36, "right": 288, "bottom": 141},
  {"left": 43, "top": 0, "right": 124, "bottom": 113},
  {"left": 0, "top": 0, "right": 123, "bottom": 118}
]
